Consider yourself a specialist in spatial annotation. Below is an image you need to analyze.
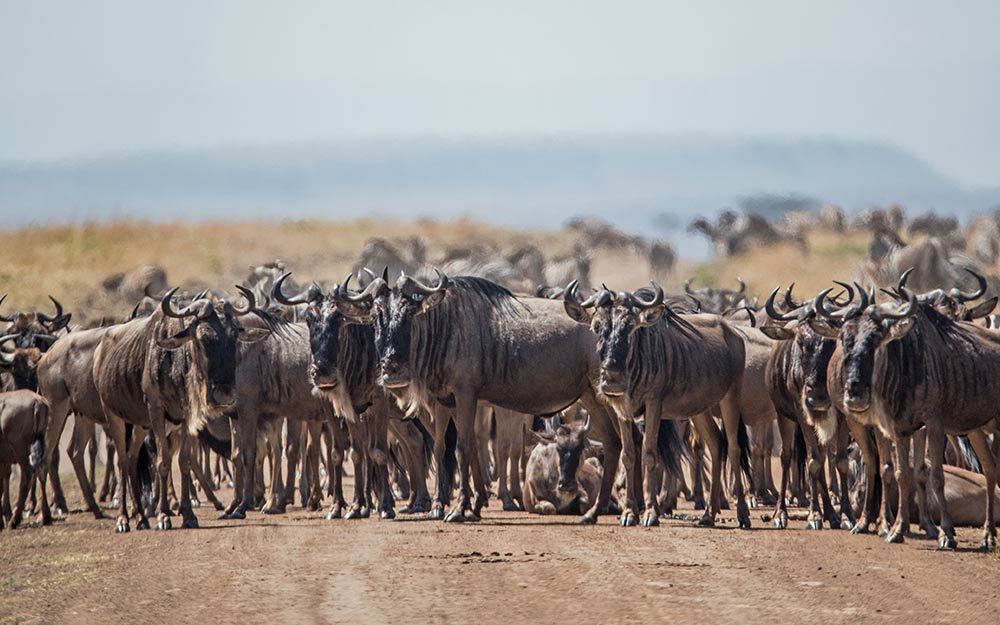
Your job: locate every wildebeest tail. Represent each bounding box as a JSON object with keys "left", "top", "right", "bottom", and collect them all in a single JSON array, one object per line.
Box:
[
  {"left": 793, "top": 422, "right": 807, "bottom": 486},
  {"left": 441, "top": 418, "right": 458, "bottom": 496},
  {"left": 29, "top": 432, "right": 44, "bottom": 470},
  {"left": 411, "top": 417, "right": 434, "bottom": 466},
  {"left": 956, "top": 435, "right": 982, "bottom": 473},
  {"left": 656, "top": 420, "right": 691, "bottom": 479},
  {"left": 198, "top": 426, "right": 232, "bottom": 458},
  {"left": 737, "top": 414, "right": 754, "bottom": 493},
  {"left": 135, "top": 429, "right": 155, "bottom": 508}
]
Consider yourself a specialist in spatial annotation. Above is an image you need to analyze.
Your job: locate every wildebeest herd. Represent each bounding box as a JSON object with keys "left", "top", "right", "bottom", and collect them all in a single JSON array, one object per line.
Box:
[{"left": 3, "top": 220, "right": 1000, "bottom": 557}]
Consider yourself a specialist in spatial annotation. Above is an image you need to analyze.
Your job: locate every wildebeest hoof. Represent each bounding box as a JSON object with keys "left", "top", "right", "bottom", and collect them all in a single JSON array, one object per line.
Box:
[
  {"left": 747, "top": 496, "right": 758, "bottom": 509},
  {"left": 156, "top": 515, "right": 172, "bottom": 531},
  {"left": 850, "top": 521, "right": 869, "bottom": 535},
  {"left": 182, "top": 516, "right": 199, "bottom": 529},
  {"left": 840, "top": 519, "right": 855, "bottom": 531},
  {"left": 772, "top": 511, "right": 788, "bottom": 529},
  {"left": 443, "top": 508, "right": 466, "bottom": 523},
  {"left": 922, "top": 524, "right": 940, "bottom": 539},
  {"left": 697, "top": 514, "right": 714, "bottom": 527},
  {"left": 692, "top": 497, "right": 706, "bottom": 511},
  {"left": 224, "top": 509, "right": 246, "bottom": 520},
  {"left": 344, "top": 507, "right": 363, "bottom": 520},
  {"left": 620, "top": 511, "right": 637, "bottom": 527},
  {"left": 326, "top": 507, "right": 343, "bottom": 520},
  {"left": 738, "top": 517, "right": 752, "bottom": 530},
  {"left": 641, "top": 511, "right": 659, "bottom": 527},
  {"left": 579, "top": 513, "right": 597, "bottom": 525},
  {"left": 937, "top": 535, "right": 957, "bottom": 550},
  {"left": 135, "top": 518, "right": 151, "bottom": 530},
  {"left": 115, "top": 518, "right": 130, "bottom": 533},
  {"left": 885, "top": 530, "right": 904, "bottom": 544},
  {"left": 380, "top": 508, "right": 396, "bottom": 520},
  {"left": 463, "top": 509, "right": 481, "bottom": 522},
  {"left": 406, "top": 500, "right": 431, "bottom": 514},
  {"left": 979, "top": 535, "right": 996, "bottom": 552},
  {"left": 262, "top": 506, "right": 285, "bottom": 515},
  {"left": 806, "top": 518, "right": 822, "bottom": 530},
  {"left": 190, "top": 498, "right": 201, "bottom": 508},
  {"left": 502, "top": 500, "right": 519, "bottom": 512},
  {"left": 427, "top": 507, "right": 445, "bottom": 521},
  {"left": 111, "top": 497, "right": 120, "bottom": 508},
  {"left": 359, "top": 506, "right": 371, "bottom": 518}
]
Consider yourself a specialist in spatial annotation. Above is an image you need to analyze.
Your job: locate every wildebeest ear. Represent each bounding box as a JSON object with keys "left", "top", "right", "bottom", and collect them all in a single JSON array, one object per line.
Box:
[
  {"left": 563, "top": 300, "right": 593, "bottom": 325},
  {"left": 967, "top": 296, "right": 998, "bottom": 320},
  {"left": 156, "top": 322, "right": 198, "bottom": 350},
  {"left": 530, "top": 430, "right": 555, "bottom": 445},
  {"left": 759, "top": 325, "right": 795, "bottom": 341},
  {"left": 806, "top": 318, "right": 840, "bottom": 339},
  {"left": 417, "top": 290, "right": 447, "bottom": 314},
  {"left": 47, "top": 314, "right": 72, "bottom": 332},
  {"left": 886, "top": 317, "right": 916, "bottom": 341},
  {"left": 636, "top": 305, "right": 666, "bottom": 328},
  {"left": 238, "top": 326, "right": 271, "bottom": 343}
]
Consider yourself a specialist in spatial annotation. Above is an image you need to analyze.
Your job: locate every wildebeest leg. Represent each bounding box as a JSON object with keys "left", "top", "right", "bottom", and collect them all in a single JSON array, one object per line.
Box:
[
  {"left": 388, "top": 419, "right": 431, "bottom": 514},
  {"left": 108, "top": 417, "right": 145, "bottom": 532},
  {"left": 344, "top": 419, "right": 370, "bottom": 519},
  {"left": 910, "top": 429, "right": 937, "bottom": 539},
  {"left": 966, "top": 430, "right": 997, "bottom": 551},
  {"left": 144, "top": 403, "right": 173, "bottom": 531},
  {"left": 266, "top": 417, "right": 301, "bottom": 514},
  {"left": 86, "top": 423, "right": 98, "bottom": 492},
  {"left": 0, "top": 465, "right": 9, "bottom": 530},
  {"left": 10, "top": 462, "right": 34, "bottom": 529},
  {"left": 576, "top": 393, "right": 621, "bottom": 523},
  {"left": 876, "top": 433, "right": 896, "bottom": 536},
  {"left": 444, "top": 392, "right": 479, "bottom": 522},
  {"left": 303, "top": 421, "right": 323, "bottom": 511},
  {"left": 66, "top": 417, "right": 105, "bottom": 519},
  {"left": 923, "top": 421, "right": 953, "bottom": 548},
  {"left": 176, "top": 432, "right": 198, "bottom": 529},
  {"left": 325, "top": 421, "right": 348, "bottom": 519},
  {"left": 689, "top": 429, "right": 706, "bottom": 509},
  {"left": 833, "top": 417, "right": 856, "bottom": 530},
  {"left": 771, "top": 416, "right": 796, "bottom": 529},
  {"left": 615, "top": 413, "right": 640, "bottom": 527},
  {"left": 227, "top": 407, "right": 260, "bottom": 520},
  {"left": 469, "top": 402, "right": 492, "bottom": 516},
  {"left": 720, "top": 393, "right": 751, "bottom": 529},
  {"left": 99, "top": 431, "right": 117, "bottom": 503},
  {"left": 370, "top": 412, "right": 395, "bottom": 520},
  {"left": 190, "top": 445, "right": 225, "bottom": 511},
  {"left": 428, "top": 409, "right": 453, "bottom": 520},
  {"left": 886, "top": 432, "right": 912, "bottom": 544},
  {"left": 39, "top": 397, "right": 73, "bottom": 516},
  {"left": 691, "top": 412, "right": 722, "bottom": 525},
  {"left": 639, "top": 401, "right": 664, "bottom": 527},
  {"left": 800, "top": 423, "right": 839, "bottom": 530},
  {"left": 845, "top": 420, "right": 878, "bottom": 534}
]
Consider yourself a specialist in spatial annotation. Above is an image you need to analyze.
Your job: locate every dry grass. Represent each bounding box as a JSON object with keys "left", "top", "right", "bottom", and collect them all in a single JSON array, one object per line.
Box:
[{"left": 0, "top": 219, "right": 869, "bottom": 320}]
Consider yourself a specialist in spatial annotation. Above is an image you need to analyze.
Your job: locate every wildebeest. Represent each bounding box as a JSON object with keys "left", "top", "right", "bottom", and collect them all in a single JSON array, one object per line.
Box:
[
  {"left": 331, "top": 269, "right": 623, "bottom": 524},
  {"left": 814, "top": 285, "right": 1000, "bottom": 549},
  {"left": 272, "top": 272, "right": 432, "bottom": 520},
  {"left": 563, "top": 282, "right": 752, "bottom": 528},
  {"left": 0, "top": 390, "right": 49, "bottom": 529},
  {"left": 92, "top": 288, "right": 275, "bottom": 531},
  {"left": 523, "top": 415, "right": 609, "bottom": 515},
  {"left": 0, "top": 294, "right": 71, "bottom": 351}
]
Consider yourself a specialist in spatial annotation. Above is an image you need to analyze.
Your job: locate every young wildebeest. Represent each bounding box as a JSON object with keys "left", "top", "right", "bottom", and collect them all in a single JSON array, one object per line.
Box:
[
  {"left": 564, "top": 283, "right": 752, "bottom": 528},
  {"left": 0, "top": 390, "right": 49, "bottom": 529},
  {"left": 524, "top": 416, "right": 608, "bottom": 515},
  {"left": 815, "top": 285, "right": 1000, "bottom": 549},
  {"left": 332, "top": 270, "right": 624, "bottom": 524},
  {"left": 93, "top": 288, "right": 274, "bottom": 531},
  {"left": 272, "top": 273, "right": 432, "bottom": 520}
]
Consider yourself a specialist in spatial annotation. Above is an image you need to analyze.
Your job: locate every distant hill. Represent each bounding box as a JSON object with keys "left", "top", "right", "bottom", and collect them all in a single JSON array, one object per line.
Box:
[{"left": 2, "top": 134, "right": 997, "bottom": 255}]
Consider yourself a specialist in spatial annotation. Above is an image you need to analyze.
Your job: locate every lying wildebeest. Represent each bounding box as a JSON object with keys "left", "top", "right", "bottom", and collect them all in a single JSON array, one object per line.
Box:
[
  {"left": 332, "top": 269, "right": 624, "bottom": 524},
  {"left": 563, "top": 282, "right": 752, "bottom": 528},
  {"left": 814, "top": 283, "right": 1000, "bottom": 549},
  {"left": 524, "top": 415, "right": 607, "bottom": 515},
  {"left": 0, "top": 390, "right": 49, "bottom": 529},
  {"left": 93, "top": 287, "right": 275, "bottom": 531}
]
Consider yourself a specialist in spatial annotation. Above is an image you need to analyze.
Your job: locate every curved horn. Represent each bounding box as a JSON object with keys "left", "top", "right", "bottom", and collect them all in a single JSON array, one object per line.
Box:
[
  {"left": 951, "top": 267, "right": 987, "bottom": 302},
  {"left": 686, "top": 294, "right": 702, "bottom": 313},
  {"left": 783, "top": 282, "right": 802, "bottom": 310},
  {"left": 360, "top": 267, "right": 378, "bottom": 284},
  {"left": 406, "top": 268, "right": 450, "bottom": 296},
  {"left": 897, "top": 267, "right": 915, "bottom": 291},
  {"left": 684, "top": 279, "right": 696, "bottom": 296},
  {"left": 634, "top": 282, "right": 664, "bottom": 308},
  {"left": 765, "top": 287, "right": 800, "bottom": 321},
  {"left": 582, "top": 413, "right": 592, "bottom": 436},
  {"left": 272, "top": 272, "right": 317, "bottom": 306},
  {"left": 0, "top": 332, "right": 21, "bottom": 347},
  {"left": 160, "top": 287, "right": 197, "bottom": 319},
  {"left": 735, "top": 277, "right": 746, "bottom": 295},
  {"left": 129, "top": 302, "right": 142, "bottom": 320},
  {"left": 37, "top": 295, "right": 64, "bottom": 323},
  {"left": 232, "top": 285, "right": 257, "bottom": 316},
  {"left": 832, "top": 281, "right": 855, "bottom": 306},
  {"left": 337, "top": 272, "right": 385, "bottom": 303},
  {"left": 878, "top": 288, "right": 918, "bottom": 320},
  {"left": 0, "top": 294, "right": 12, "bottom": 323}
]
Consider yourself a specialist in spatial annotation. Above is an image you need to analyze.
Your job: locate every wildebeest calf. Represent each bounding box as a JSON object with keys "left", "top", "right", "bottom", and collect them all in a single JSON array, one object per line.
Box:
[{"left": 524, "top": 417, "right": 611, "bottom": 515}]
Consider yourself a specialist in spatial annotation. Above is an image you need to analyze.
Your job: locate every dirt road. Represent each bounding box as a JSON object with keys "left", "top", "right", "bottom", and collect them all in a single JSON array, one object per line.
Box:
[{"left": 2, "top": 485, "right": 998, "bottom": 625}]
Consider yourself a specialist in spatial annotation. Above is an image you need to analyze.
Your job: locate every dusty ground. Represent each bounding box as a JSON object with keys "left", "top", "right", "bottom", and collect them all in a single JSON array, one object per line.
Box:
[{"left": 2, "top": 472, "right": 999, "bottom": 625}]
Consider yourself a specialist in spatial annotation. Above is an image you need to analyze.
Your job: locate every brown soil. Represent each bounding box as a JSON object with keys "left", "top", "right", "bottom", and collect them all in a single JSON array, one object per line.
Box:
[{"left": 2, "top": 476, "right": 998, "bottom": 625}]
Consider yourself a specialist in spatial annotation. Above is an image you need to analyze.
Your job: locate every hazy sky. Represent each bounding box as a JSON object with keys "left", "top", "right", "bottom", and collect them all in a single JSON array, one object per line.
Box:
[{"left": 2, "top": 1, "right": 998, "bottom": 185}]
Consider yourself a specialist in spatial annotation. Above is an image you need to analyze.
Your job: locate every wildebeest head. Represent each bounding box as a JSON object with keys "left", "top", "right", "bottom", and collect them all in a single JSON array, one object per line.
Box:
[
  {"left": 891, "top": 266, "right": 997, "bottom": 323},
  {"left": 533, "top": 415, "right": 592, "bottom": 493},
  {"left": 760, "top": 283, "right": 853, "bottom": 413},
  {"left": 155, "top": 286, "right": 271, "bottom": 408},
  {"left": 0, "top": 294, "right": 70, "bottom": 350},
  {"left": 332, "top": 267, "right": 448, "bottom": 389},
  {"left": 564, "top": 281, "right": 667, "bottom": 397},
  {"left": 813, "top": 285, "right": 918, "bottom": 413},
  {"left": 272, "top": 272, "right": 352, "bottom": 391},
  {"left": 0, "top": 333, "right": 43, "bottom": 391}
]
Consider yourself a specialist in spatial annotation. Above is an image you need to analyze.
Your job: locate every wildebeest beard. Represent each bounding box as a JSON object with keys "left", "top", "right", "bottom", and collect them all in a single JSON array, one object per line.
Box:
[
  {"left": 375, "top": 276, "right": 525, "bottom": 417},
  {"left": 794, "top": 326, "right": 837, "bottom": 412}
]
